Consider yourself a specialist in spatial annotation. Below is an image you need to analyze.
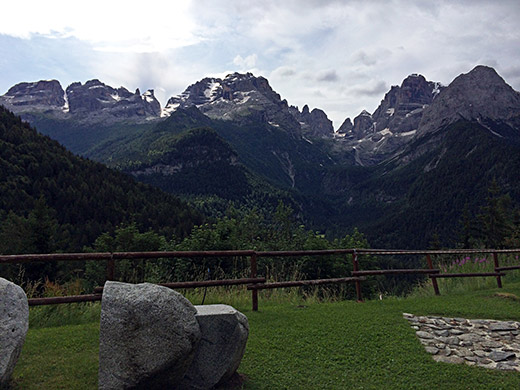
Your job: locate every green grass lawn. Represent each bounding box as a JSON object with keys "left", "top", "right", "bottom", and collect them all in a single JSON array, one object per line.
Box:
[{"left": 12, "top": 283, "right": 520, "bottom": 389}]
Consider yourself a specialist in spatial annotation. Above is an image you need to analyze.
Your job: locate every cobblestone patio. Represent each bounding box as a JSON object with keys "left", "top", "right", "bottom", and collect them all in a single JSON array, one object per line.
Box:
[{"left": 404, "top": 313, "right": 520, "bottom": 371}]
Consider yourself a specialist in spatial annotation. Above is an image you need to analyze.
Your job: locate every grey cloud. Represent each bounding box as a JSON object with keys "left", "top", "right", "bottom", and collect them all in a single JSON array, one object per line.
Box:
[
  {"left": 278, "top": 68, "right": 296, "bottom": 77},
  {"left": 352, "top": 80, "right": 388, "bottom": 97},
  {"left": 353, "top": 50, "right": 378, "bottom": 66},
  {"left": 317, "top": 70, "right": 339, "bottom": 82}
]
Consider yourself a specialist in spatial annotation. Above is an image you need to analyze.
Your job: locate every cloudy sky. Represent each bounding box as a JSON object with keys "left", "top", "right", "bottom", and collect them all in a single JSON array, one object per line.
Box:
[{"left": 1, "top": 0, "right": 519, "bottom": 128}]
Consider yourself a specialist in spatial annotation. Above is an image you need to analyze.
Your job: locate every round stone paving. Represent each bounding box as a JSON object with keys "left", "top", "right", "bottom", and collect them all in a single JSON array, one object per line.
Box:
[{"left": 403, "top": 313, "right": 520, "bottom": 371}]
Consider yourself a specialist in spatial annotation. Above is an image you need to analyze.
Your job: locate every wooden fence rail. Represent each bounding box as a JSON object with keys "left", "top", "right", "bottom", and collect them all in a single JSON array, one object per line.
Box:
[{"left": 1, "top": 248, "right": 520, "bottom": 311}]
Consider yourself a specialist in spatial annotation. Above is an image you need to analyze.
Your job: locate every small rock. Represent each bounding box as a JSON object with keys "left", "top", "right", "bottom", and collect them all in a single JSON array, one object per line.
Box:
[
  {"left": 482, "top": 341, "right": 503, "bottom": 349},
  {"left": 490, "top": 323, "right": 517, "bottom": 332},
  {"left": 424, "top": 347, "right": 439, "bottom": 355},
  {"left": 446, "top": 336, "right": 460, "bottom": 346},
  {"left": 489, "top": 351, "right": 516, "bottom": 362},
  {"left": 456, "top": 348, "right": 473, "bottom": 357},
  {"left": 434, "top": 355, "right": 464, "bottom": 364},
  {"left": 458, "top": 333, "right": 476, "bottom": 341},
  {"left": 416, "top": 331, "right": 434, "bottom": 339}
]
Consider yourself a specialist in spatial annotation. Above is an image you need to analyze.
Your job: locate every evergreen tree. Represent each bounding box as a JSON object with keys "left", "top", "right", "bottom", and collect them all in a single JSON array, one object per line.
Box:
[
  {"left": 477, "top": 179, "right": 512, "bottom": 248},
  {"left": 27, "top": 196, "right": 58, "bottom": 254}
]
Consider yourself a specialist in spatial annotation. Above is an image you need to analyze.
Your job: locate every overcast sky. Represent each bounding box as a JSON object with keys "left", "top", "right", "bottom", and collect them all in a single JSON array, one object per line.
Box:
[{"left": 1, "top": 0, "right": 519, "bottom": 128}]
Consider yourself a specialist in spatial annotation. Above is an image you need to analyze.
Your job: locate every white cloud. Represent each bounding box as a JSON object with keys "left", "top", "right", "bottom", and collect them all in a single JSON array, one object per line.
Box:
[
  {"left": 0, "top": 1, "right": 200, "bottom": 52},
  {"left": 233, "top": 54, "right": 258, "bottom": 69}
]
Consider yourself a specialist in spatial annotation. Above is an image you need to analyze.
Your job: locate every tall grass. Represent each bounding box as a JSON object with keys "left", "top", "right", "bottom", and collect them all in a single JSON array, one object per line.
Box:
[
  {"left": 23, "top": 252, "right": 520, "bottom": 328},
  {"left": 411, "top": 253, "right": 520, "bottom": 297},
  {"left": 23, "top": 279, "right": 101, "bottom": 328}
]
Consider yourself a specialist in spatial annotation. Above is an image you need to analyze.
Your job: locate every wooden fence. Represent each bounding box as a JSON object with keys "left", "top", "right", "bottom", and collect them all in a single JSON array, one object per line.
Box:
[{"left": 1, "top": 248, "right": 520, "bottom": 311}]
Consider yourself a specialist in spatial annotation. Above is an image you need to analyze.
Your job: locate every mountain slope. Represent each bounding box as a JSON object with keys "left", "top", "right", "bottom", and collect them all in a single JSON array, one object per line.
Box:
[
  {"left": 0, "top": 106, "right": 202, "bottom": 252},
  {"left": 319, "top": 119, "right": 520, "bottom": 248},
  {"left": 106, "top": 106, "right": 335, "bottom": 194}
]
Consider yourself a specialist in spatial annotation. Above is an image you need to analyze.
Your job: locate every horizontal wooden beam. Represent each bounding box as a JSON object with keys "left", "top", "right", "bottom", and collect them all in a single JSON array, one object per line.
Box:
[
  {"left": 352, "top": 269, "right": 440, "bottom": 276},
  {"left": 94, "top": 277, "right": 267, "bottom": 294},
  {"left": 28, "top": 294, "right": 102, "bottom": 306},
  {"left": 3, "top": 249, "right": 520, "bottom": 264},
  {"left": 495, "top": 265, "right": 520, "bottom": 271},
  {"left": 429, "top": 272, "right": 505, "bottom": 278},
  {"left": 247, "top": 277, "right": 365, "bottom": 290}
]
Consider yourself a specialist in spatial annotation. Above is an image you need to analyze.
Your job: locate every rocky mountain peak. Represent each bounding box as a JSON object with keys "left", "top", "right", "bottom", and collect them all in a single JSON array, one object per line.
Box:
[
  {"left": 335, "top": 72, "right": 445, "bottom": 165},
  {"left": 351, "top": 110, "right": 375, "bottom": 140},
  {"left": 2, "top": 80, "right": 65, "bottom": 109},
  {"left": 64, "top": 79, "right": 160, "bottom": 118},
  {"left": 0, "top": 78, "right": 162, "bottom": 122},
  {"left": 418, "top": 65, "right": 520, "bottom": 135},
  {"left": 288, "top": 105, "right": 334, "bottom": 138},
  {"left": 165, "top": 72, "right": 284, "bottom": 112},
  {"left": 336, "top": 117, "right": 353, "bottom": 135},
  {"left": 164, "top": 72, "right": 333, "bottom": 138}
]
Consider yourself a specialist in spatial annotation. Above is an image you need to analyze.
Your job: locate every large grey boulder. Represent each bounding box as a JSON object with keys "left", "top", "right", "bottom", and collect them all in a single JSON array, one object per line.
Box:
[
  {"left": 0, "top": 278, "right": 29, "bottom": 388},
  {"left": 98, "top": 282, "right": 201, "bottom": 390},
  {"left": 179, "top": 304, "right": 249, "bottom": 390}
]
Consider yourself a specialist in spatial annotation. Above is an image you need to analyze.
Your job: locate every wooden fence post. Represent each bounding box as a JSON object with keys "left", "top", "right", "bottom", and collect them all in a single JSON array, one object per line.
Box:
[
  {"left": 493, "top": 252, "right": 502, "bottom": 288},
  {"left": 106, "top": 253, "right": 115, "bottom": 281},
  {"left": 352, "top": 250, "right": 363, "bottom": 302},
  {"left": 251, "top": 253, "right": 258, "bottom": 311},
  {"left": 426, "top": 254, "right": 440, "bottom": 295}
]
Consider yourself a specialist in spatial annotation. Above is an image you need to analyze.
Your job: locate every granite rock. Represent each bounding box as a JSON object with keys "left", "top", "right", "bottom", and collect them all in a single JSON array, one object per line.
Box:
[
  {"left": 0, "top": 278, "right": 29, "bottom": 388},
  {"left": 98, "top": 281, "right": 201, "bottom": 389},
  {"left": 179, "top": 304, "right": 249, "bottom": 390}
]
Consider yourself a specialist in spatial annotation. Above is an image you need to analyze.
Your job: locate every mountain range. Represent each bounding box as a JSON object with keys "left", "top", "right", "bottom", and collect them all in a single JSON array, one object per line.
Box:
[{"left": 2, "top": 65, "right": 519, "bottom": 248}]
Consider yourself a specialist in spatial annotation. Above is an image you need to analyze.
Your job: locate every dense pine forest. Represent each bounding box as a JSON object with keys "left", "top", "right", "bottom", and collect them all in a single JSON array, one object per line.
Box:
[{"left": 0, "top": 106, "right": 203, "bottom": 254}]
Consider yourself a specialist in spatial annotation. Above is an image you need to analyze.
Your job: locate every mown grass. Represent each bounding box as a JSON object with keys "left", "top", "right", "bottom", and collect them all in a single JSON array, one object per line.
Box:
[{"left": 12, "top": 283, "right": 520, "bottom": 389}]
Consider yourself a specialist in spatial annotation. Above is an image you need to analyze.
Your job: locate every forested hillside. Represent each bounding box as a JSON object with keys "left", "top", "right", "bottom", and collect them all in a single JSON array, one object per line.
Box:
[
  {"left": 319, "top": 120, "right": 520, "bottom": 248},
  {"left": 0, "top": 106, "right": 203, "bottom": 254}
]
